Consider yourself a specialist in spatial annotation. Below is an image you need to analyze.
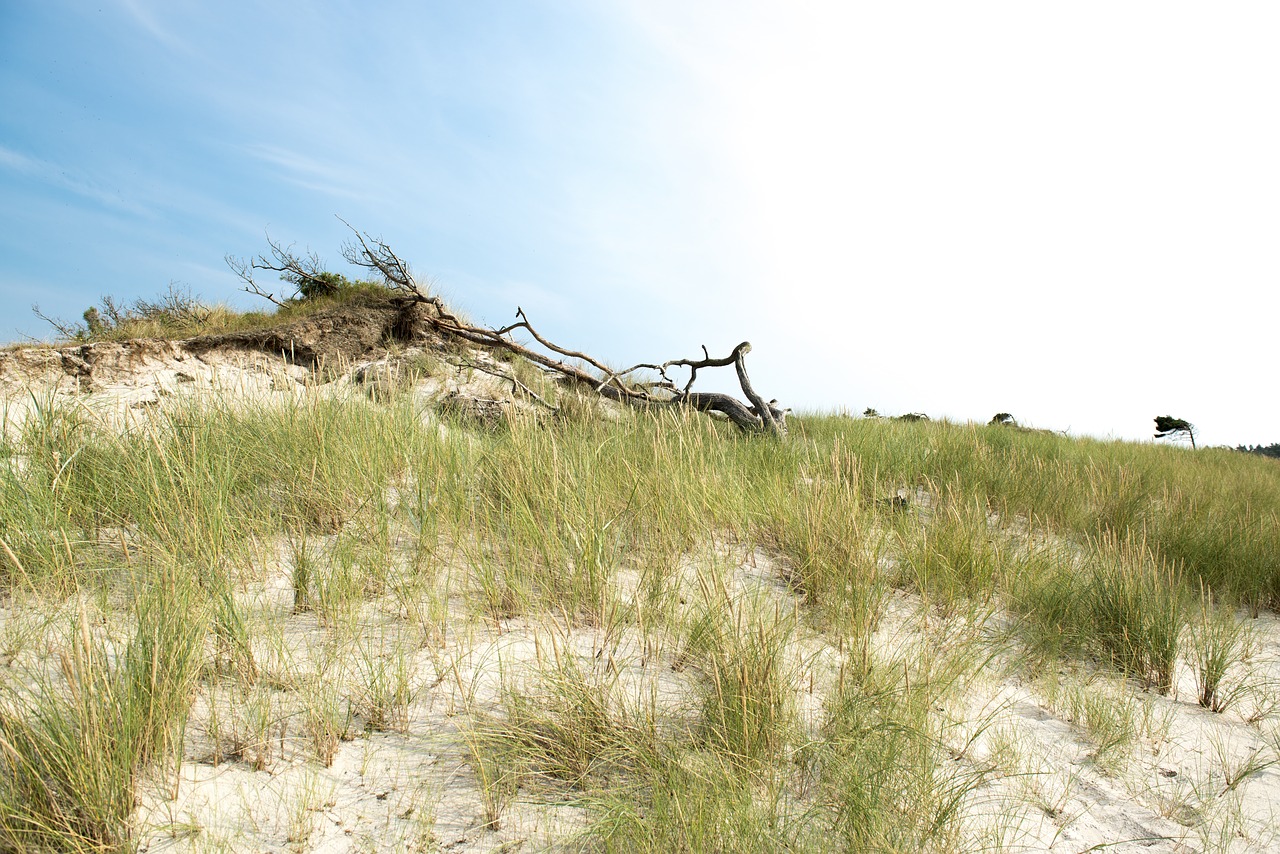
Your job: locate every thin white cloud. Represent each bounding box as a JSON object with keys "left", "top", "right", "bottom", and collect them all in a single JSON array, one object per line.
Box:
[
  {"left": 0, "top": 145, "right": 38, "bottom": 174},
  {"left": 116, "top": 0, "right": 191, "bottom": 53},
  {"left": 241, "top": 144, "right": 340, "bottom": 179},
  {"left": 239, "top": 143, "right": 372, "bottom": 203},
  {"left": 0, "top": 145, "right": 152, "bottom": 217}
]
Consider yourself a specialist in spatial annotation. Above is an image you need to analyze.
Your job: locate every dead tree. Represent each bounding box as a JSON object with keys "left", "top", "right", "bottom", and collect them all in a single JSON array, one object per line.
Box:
[{"left": 238, "top": 221, "right": 789, "bottom": 437}]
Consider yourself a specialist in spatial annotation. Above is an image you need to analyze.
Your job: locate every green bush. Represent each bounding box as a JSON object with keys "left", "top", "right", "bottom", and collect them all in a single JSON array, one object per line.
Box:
[{"left": 292, "top": 270, "right": 353, "bottom": 300}]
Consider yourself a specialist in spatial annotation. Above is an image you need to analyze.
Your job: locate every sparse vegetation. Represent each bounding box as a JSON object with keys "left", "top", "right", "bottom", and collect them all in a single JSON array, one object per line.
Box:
[
  {"left": 1188, "top": 589, "right": 1255, "bottom": 713},
  {"left": 3, "top": 290, "right": 1280, "bottom": 850},
  {"left": 29, "top": 275, "right": 394, "bottom": 345}
]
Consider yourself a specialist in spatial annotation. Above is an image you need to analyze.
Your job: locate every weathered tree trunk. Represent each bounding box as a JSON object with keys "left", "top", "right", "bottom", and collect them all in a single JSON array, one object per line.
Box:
[{"left": 231, "top": 222, "right": 789, "bottom": 436}]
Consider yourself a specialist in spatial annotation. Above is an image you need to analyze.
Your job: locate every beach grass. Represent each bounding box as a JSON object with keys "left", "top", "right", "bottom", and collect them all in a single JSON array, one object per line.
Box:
[{"left": 1, "top": 389, "right": 1278, "bottom": 850}]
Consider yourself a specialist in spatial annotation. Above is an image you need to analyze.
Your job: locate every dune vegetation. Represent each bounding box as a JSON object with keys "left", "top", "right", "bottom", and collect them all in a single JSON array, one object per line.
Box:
[
  {"left": 1, "top": 288, "right": 1279, "bottom": 852},
  {"left": 23, "top": 280, "right": 402, "bottom": 348}
]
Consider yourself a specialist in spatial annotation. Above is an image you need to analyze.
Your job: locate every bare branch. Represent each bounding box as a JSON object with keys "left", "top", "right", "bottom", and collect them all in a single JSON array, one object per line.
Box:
[
  {"left": 224, "top": 254, "right": 287, "bottom": 307},
  {"left": 336, "top": 216, "right": 422, "bottom": 296},
  {"left": 682, "top": 391, "right": 768, "bottom": 432},
  {"left": 491, "top": 307, "right": 644, "bottom": 399},
  {"left": 225, "top": 232, "right": 337, "bottom": 306},
  {"left": 663, "top": 342, "right": 744, "bottom": 394},
  {"left": 31, "top": 304, "right": 84, "bottom": 340},
  {"left": 458, "top": 321, "right": 784, "bottom": 435},
  {"left": 456, "top": 359, "right": 558, "bottom": 411},
  {"left": 730, "top": 342, "right": 781, "bottom": 434},
  {"left": 259, "top": 237, "right": 333, "bottom": 293}
]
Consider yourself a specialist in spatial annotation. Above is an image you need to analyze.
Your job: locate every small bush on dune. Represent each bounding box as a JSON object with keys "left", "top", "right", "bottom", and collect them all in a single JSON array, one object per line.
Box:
[{"left": 35, "top": 283, "right": 224, "bottom": 342}]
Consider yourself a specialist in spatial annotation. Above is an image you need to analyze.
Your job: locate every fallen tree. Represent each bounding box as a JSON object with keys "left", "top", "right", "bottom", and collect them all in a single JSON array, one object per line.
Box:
[{"left": 228, "top": 221, "right": 789, "bottom": 436}]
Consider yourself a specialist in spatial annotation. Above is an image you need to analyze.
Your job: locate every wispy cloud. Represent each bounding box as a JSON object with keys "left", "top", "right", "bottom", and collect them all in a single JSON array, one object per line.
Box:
[
  {"left": 239, "top": 143, "right": 372, "bottom": 202},
  {"left": 116, "top": 0, "right": 191, "bottom": 53},
  {"left": 0, "top": 144, "right": 152, "bottom": 216},
  {"left": 0, "top": 145, "right": 38, "bottom": 174}
]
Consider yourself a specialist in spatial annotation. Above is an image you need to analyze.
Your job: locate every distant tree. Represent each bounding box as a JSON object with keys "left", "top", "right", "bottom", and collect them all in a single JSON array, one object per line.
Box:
[
  {"left": 896, "top": 412, "right": 929, "bottom": 422},
  {"left": 863, "top": 407, "right": 880, "bottom": 418},
  {"left": 1154, "top": 415, "right": 1197, "bottom": 450},
  {"left": 989, "top": 412, "right": 1016, "bottom": 426}
]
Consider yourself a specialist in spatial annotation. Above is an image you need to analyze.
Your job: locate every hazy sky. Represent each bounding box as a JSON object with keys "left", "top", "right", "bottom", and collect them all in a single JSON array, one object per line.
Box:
[{"left": 2, "top": 2, "right": 1276, "bottom": 447}]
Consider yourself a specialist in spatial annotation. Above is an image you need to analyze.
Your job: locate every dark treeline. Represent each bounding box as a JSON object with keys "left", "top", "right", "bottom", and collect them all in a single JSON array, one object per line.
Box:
[{"left": 1237, "top": 443, "right": 1280, "bottom": 459}]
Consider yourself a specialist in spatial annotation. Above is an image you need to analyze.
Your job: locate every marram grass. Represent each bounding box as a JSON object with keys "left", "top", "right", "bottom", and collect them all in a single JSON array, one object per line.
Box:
[{"left": 1, "top": 394, "right": 1278, "bottom": 850}]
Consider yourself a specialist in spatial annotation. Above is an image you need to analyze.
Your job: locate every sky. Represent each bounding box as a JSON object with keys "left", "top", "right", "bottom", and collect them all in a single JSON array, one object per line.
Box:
[{"left": 1, "top": 1, "right": 1276, "bottom": 448}]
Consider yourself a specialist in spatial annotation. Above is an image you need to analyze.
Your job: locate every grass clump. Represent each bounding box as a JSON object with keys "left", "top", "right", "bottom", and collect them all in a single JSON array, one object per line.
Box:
[
  {"left": 1008, "top": 533, "right": 1188, "bottom": 693},
  {"left": 34, "top": 284, "right": 263, "bottom": 343},
  {"left": 0, "top": 578, "right": 204, "bottom": 853},
  {"left": 590, "top": 751, "right": 803, "bottom": 853},
  {"left": 812, "top": 660, "right": 981, "bottom": 851},
  {"left": 689, "top": 585, "right": 799, "bottom": 766},
  {"left": 1083, "top": 533, "right": 1188, "bottom": 693},
  {"left": 588, "top": 633, "right": 988, "bottom": 852},
  {"left": 472, "top": 640, "right": 654, "bottom": 794},
  {"left": 0, "top": 618, "right": 142, "bottom": 852},
  {"left": 760, "top": 442, "right": 887, "bottom": 641},
  {"left": 1038, "top": 670, "right": 1151, "bottom": 774},
  {"left": 1188, "top": 589, "right": 1255, "bottom": 713},
  {"left": 897, "top": 494, "right": 1005, "bottom": 614}
]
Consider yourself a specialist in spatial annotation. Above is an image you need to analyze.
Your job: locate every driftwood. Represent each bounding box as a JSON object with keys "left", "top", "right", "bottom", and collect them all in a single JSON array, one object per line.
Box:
[{"left": 230, "top": 221, "right": 788, "bottom": 436}]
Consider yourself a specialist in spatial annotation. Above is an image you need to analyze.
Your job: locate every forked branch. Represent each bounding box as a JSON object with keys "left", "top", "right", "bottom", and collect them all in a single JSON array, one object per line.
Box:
[
  {"left": 337, "top": 217, "right": 419, "bottom": 295},
  {"left": 224, "top": 234, "right": 343, "bottom": 307}
]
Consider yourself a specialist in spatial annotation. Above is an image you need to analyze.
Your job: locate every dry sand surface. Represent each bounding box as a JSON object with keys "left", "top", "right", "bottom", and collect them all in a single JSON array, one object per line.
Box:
[{"left": 0, "top": 337, "right": 526, "bottom": 440}]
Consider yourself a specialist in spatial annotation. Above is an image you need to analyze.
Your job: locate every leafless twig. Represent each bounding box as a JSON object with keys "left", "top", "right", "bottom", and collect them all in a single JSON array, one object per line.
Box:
[
  {"left": 456, "top": 359, "right": 558, "bottom": 411},
  {"left": 224, "top": 232, "right": 338, "bottom": 307}
]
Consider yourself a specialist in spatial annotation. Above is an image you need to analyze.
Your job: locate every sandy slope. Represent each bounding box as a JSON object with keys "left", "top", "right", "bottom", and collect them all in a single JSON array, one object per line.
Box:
[
  {"left": 99, "top": 540, "right": 1280, "bottom": 852},
  {"left": 2, "top": 343, "right": 1278, "bottom": 852},
  {"left": 0, "top": 335, "right": 531, "bottom": 445}
]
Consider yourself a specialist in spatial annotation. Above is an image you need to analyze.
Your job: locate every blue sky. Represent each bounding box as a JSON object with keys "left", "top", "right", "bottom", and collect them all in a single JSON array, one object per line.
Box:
[{"left": 2, "top": 1, "right": 1277, "bottom": 447}]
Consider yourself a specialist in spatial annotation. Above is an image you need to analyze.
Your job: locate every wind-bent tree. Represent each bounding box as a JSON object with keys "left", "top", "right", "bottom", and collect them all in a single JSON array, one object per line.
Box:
[
  {"left": 1154, "top": 415, "right": 1197, "bottom": 449},
  {"left": 228, "top": 220, "right": 790, "bottom": 437}
]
